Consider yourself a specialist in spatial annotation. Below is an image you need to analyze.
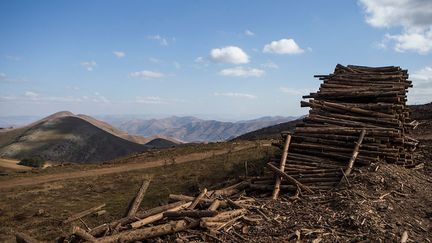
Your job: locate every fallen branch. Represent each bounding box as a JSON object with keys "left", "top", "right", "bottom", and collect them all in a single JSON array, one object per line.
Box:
[
  {"left": 127, "top": 177, "right": 152, "bottom": 217},
  {"left": 73, "top": 226, "right": 96, "bottom": 242},
  {"left": 272, "top": 133, "right": 292, "bottom": 200},
  {"left": 188, "top": 188, "right": 208, "bottom": 209},
  {"left": 267, "top": 163, "right": 314, "bottom": 194},
  {"left": 130, "top": 202, "right": 191, "bottom": 229},
  {"left": 63, "top": 203, "right": 106, "bottom": 224},
  {"left": 344, "top": 129, "right": 366, "bottom": 176}
]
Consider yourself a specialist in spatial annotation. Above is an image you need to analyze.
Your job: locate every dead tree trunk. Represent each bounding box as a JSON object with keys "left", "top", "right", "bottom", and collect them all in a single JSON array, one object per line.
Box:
[{"left": 272, "top": 133, "right": 291, "bottom": 200}]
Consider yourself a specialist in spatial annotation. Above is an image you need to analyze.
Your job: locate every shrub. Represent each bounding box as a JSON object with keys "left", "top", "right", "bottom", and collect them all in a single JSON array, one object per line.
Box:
[{"left": 18, "top": 157, "right": 45, "bottom": 168}]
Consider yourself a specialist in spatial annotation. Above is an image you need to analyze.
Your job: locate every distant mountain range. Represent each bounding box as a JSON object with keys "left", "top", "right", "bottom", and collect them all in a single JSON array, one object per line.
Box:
[
  {"left": 114, "top": 116, "right": 298, "bottom": 142},
  {"left": 0, "top": 112, "right": 178, "bottom": 163}
]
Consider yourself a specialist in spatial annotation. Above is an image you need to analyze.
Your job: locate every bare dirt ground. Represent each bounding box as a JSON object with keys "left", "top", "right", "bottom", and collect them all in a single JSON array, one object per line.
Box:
[
  {"left": 0, "top": 158, "right": 30, "bottom": 171},
  {"left": 0, "top": 143, "right": 255, "bottom": 190}
]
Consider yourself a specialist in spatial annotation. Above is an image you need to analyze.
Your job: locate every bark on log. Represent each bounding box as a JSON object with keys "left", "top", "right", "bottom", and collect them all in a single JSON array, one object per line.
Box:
[
  {"left": 344, "top": 129, "right": 366, "bottom": 176},
  {"left": 129, "top": 202, "right": 191, "bottom": 229},
  {"left": 89, "top": 200, "right": 187, "bottom": 236},
  {"left": 73, "top": 226, "right": 96, "bottom": 242},
  {"left": 201, "top": 209, "right": 247, "bottom": 223},
  {"left": 188, "top": 188, "right": 207, "bottom": 209},
  {"left": 127, "top": 177, "right": 152, "bottom": 217},
  {"left": 267, "top": 163, "right": 314, "bottom": 194},
  {"left": 63, "top": 204, "right": 106, "bottom": 224},
  {"left": 208, "top": 199, "right": 221, "bottom": 211},
  {"left": 163, "top": 210, "right": 217, "bottom": 218},
  {"left": 272, "top": 134, "right": 291, "bottom": 200},
  {"left": 96, "top": 219, "right": 199, "bottom": 243}
]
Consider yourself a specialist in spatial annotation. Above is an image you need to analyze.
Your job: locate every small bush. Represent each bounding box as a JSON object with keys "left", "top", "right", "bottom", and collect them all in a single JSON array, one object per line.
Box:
[{"left": 18, "top": 157, "right": 45, "bottom": 168}]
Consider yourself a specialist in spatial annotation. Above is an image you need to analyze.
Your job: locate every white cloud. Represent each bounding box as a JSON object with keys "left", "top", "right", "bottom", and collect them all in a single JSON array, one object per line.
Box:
[
  {"left": 263, "top": 38, "right": 304, "bottom": 55},
  {"left": 149, "top": 57, "right": 162, "bottom": 63},
  {"left": 219, "top": 67, "right": 265, "bottom": 77},
  {"left": 113, "top": 51, "right": 125, "bottom": 58},
  {"left": 261, "top": 61, "right": 279, "bottom": 69},
  {"left": 147, "top": 35, "right": 169, "bottom": 46},
  {"left": 409, "top": 66, "right": 432, "bottom": 104},
  {"left": 210, "top": 46, "right": 250, "bottom": 64},
  {"left": 359, "top": 0, "right": 432, "bottom": 54},
  {"left": 0, "top": 92, "right": 113, "bottom": 104},
  {"left": 135, "top": 96, "right": 164, "bottom": 104},
  {"left": 245, "top": 30, "right": 255, "bottom": 36},
  {"left": 81, "top": 61, "right": 97, "bottom": 71},
  {"left": 385, "top": 31, "right": 432, "bottom": 54},
  {"left": 214, "top": 92, "right": 257, "bottom": 99},
  {"left": 280, "top": 87, "right": 313, "bottom": 96},
  {"left": 24, "top": 91, "right": 39, "bottom": 98},
  {"left": 408, "top": 66, "right": 432, "bottom": 104},
  {"left": 129, "top": 70, "right": 165, "bottom": 79}
]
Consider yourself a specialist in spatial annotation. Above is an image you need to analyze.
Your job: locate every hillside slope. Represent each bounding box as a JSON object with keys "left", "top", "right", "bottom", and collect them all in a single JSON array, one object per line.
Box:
[
  {"left": 233, "top": 118, "right": 303, "bottom": 141},
  {"left": 118, "top": 116, "right": 296, "bottom": 142},
  {"left": 0, "top": 112, "right": 150, "bottom": 163}
]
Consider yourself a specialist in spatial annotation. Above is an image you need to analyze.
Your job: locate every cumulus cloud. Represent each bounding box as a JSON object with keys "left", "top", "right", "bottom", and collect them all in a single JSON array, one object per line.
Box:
[
  {"left": 129, "top": 70, "right": 165, "bottom": 79},
  {"left": 408, "top": 65, "right": 432, "bottom": 104},
  {"left": 214, "top": 92, "right": 257, "bottom": 99},
  {"left": 219, "top": 67, "right": 265, "bottom": 77},
  {"left": 359, "top": 0, "right": 432, "bottom": 54},
  {"left": 263, "top": 38, "right": 304, "bottom": 55},
  {"left": 210, "top": 46, "right": 250, "bottom": 64},
  {"left": 147, "top": 35, "right": 169, "bottom": 46},
  {"left": 81, "top": 61, "right": 97, "bottom": 71},
  {"left": 113, "top": 51, "right": 125, "bottom": 58},
  {"left": 245, "top": 30, "right": 255, "bottom": 36}
]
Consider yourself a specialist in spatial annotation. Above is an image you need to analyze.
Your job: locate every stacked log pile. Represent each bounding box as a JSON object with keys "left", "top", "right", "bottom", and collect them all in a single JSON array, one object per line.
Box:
[{"left": 250, "top": 64, "right": 418, "bottom": 192}]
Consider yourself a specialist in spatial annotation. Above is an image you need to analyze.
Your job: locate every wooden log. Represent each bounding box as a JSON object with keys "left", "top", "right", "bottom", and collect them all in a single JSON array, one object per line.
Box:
[
  {"left": 127, "top": 177, "right": 152, "bottom": 217},
  {"left": 89, "top": 200, "right": 187, "bottom": 236},
  {"left": 267, "top": 163, "right": 314, "bottom": 194},
  {"left": 168, "top": 194, "right": 228, "bottom": 207},
  {"left": 188, "top": 188, "right": 207, "bottom": 209},
  {"left": 63, "top": 204, "right": 106, "bottom": 224},
  {"left": 272, "top": 133, "right": 291, "bottom": 200},
  {"left": 73, "top": 226, "right": 96, "bottom": 242},
  {"left": 303, "top": 100, "right": 396, "bottom": 119},
  {"left": 96, "top": 219, "right": 199, "bottom": 243},
  {"left": 344, "top": 129, "right": 366, "bottom": 176},
  {"left": 210, "top": 181, "right": 249, "bottom": 197},
  {"left": 208, "top": 199, "right": 221, "bottom": 211},
  {"left": 201, "top": 209, "right": 247, "bottom": 223},
  {"left": 163, "top": 210, "right": 218, "bottom": 218},
  {"left": 129, "top": 202, "right": 191, "bottom": 229},
  {"left": 15, "top": 232, "right": 41, "bottom": 243}
]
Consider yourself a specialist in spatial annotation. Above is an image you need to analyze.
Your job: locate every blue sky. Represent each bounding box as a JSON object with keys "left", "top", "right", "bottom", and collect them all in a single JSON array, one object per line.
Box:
[{"left": 1, "top": 0, "right": 431, "bottom": 119}]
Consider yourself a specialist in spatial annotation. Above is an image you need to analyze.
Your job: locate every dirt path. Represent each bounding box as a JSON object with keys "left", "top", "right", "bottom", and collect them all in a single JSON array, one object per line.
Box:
[{"left": 0, "top": 144, "right": 255, "bottom": 190}]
